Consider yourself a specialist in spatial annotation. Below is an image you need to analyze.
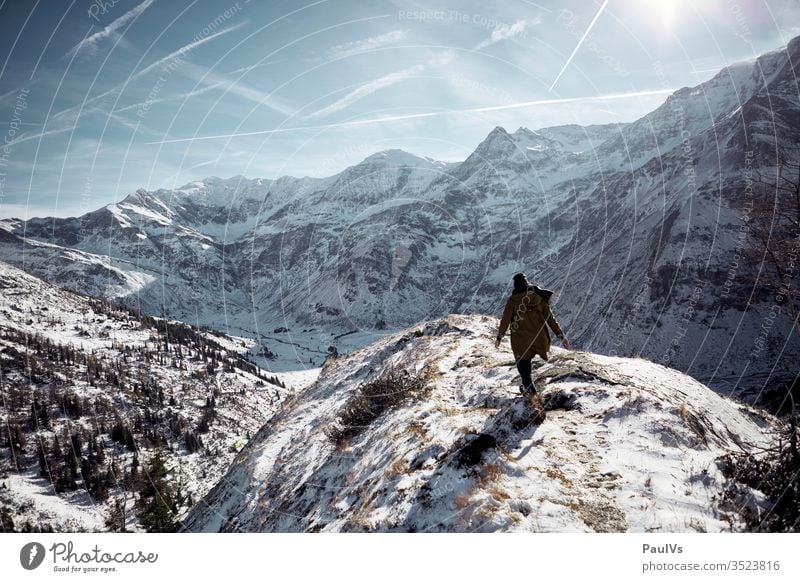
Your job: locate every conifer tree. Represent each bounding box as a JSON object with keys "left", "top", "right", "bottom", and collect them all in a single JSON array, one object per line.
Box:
[{"left": 135, "top": 451, "right": 177, "bottom": 532}]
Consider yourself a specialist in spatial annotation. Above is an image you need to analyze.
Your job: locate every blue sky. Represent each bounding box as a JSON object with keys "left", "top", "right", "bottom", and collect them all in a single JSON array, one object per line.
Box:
[{"left": 0, "top": 0, "right": 798, "bottom": 218}]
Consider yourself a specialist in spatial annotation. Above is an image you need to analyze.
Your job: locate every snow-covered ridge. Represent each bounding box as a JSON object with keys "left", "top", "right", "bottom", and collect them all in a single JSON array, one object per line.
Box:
[
  {"left": 184, "top": 314, "right": 774, "bottom": 533},
  {"left": 359, "top": 148, "right": 450, "bottom": 168}
]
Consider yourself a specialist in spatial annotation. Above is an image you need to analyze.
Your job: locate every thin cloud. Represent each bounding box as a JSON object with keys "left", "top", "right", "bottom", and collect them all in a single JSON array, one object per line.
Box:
[
  {"left": 306, "top": 64, "right": 424, "bottom": 119},
  {"left": 3, "top": 126, "right": 75, "bottom": 148},
  {"left": 227, "top": 59, "right": 290, "bottom": 76},
  {"left": 114, "top": 82, "right": 226, "bottom": 113},
  {"left": 2, "top": 107, "right": 165, "bottom": 148},
  {"left": 105, "top": 111, "right": 142, "bottom": 132},
  {"left": 178, "top": 61, "right": 297, "bottom": 116},
  {"left": 49, "top": 24, "right": 244, "bottom": 129},
  {"left": 128, "top": 23, "right": 245, "bottom": 81},
  {"left": 327, "top": 29, "right": 407, "bottom": 59},
  {"left": 147, "top": 112, "right": 438, "bottom": 144},
  {"left": 469, "top": 88, "right": 673, "bottom": 112},
  {"left": 67, "top": 0, "right": 156, "bottom": 58},
  {"left": 148, "top": 89, "right": 675, "bottom": 145},
  {"left": 110, "top": 37, "right": 295, "bottom": 118},
  {"left": 83, "top": 22, "right": 243, "bottom": 110},
  {"left": 305, "top": 40, "right": 454, "bottom": 121},
  {"left": 0, "top": 87, "right": 22, "bottom": 103},
  {"left": 189, "top": 158, "right": 221, "bottom": 170},
  {"left": 475, "top": 19, "right": 535, "bottom": 50},
  {"left": 306, "top": 20, "right": 528, "bottom": 122},
  {"left": 306, "top": 19, "right": 534, "bottom": 121}
]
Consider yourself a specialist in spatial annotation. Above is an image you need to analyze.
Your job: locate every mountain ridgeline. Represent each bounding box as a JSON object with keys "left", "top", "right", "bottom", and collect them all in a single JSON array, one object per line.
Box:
[
  {"left": 2, "top": 37, "right": 800, "bottom": 396},
  {"left": 181, "top": 315, "right": 779, "bottom": 533}
]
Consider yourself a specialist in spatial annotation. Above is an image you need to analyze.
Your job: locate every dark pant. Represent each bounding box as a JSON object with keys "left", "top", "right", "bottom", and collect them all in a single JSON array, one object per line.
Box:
[{"left": 516, "top": 357, "right": 536, "bottom": 393}]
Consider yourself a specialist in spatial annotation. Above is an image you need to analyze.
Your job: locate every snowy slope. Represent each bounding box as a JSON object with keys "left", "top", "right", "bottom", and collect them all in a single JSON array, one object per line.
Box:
[
  {"left": 0, "top": 261, "right": 312, "bottom": 532},
  {"left": 183, "top": 315, "right": 775, "bottom": 533}
]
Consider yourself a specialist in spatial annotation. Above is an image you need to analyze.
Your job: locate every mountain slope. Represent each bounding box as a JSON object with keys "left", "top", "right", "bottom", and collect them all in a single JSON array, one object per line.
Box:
[
  {"left": 0, "top": 261, "right": 305, "bottom": 532},
  {"left": 183, "top": 314, "right": 775, "bottom": 533}
]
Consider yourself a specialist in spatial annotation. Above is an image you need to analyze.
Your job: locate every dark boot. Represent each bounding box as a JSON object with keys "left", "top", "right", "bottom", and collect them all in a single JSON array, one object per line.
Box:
[{"left": 516, "top": 357, "right": 536, "bottom": 395}]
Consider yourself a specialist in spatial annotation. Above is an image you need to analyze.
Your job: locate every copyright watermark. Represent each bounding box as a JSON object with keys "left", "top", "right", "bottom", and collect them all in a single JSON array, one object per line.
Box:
[
  {"left": 87, "top": 0, "right": 125, "bottom": 22},
  {"left": 398, "top": 8, "right": 530, "bottom": 36}
]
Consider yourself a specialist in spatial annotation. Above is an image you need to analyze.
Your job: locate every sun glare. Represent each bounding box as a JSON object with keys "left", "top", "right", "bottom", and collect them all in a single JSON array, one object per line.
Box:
[
  {"left": 632, "top": 0, "right": 689, "bottom": 31},
  {"left": 653, "top": 0, "right": 685, "bottom": 28}
]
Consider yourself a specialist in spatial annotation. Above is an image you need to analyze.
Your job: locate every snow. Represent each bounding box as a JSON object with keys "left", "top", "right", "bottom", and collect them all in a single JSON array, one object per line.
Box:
[
  {"left": 0, "top": 261, "right": 286, "bottom": 532},
  {"left": 1, "top": 38, "right": 798, "bottom": 395},
  {"left": 274, "top": 367, "right": 322, "bottom": 390},
  {"left": 60, "top": 250, "right": 156, "bottom": 297},
  {"left": 142, "top": 191, "right": 176, "bottom": 218},
  {"left": 0, "top": 219, "right": 21, "bottom": 232},
  {"left": 173, "top": 224, "right": 214, "bottom": 242},
  {"left": 1, "top": 472, "right": 106, "bottom": 532},
  {"left": 361, "top": 149, "right": 444, "bottom": 169},
  {"left": 117, "top": 203, "right": 173, "bottom": 226},
  {"left": 183, "top": 314, "right": 775, "bottom": 533},
  {"left": 105, "top": 204, "right": 132, "bottom": 228},
  {"left": 1, "top": 38, "right": 797, "bottom": 535}
]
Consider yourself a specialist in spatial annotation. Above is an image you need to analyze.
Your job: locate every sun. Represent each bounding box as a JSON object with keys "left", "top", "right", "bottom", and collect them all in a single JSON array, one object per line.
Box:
[{"left": 650, "top": 0, "right": 687, "bottom": 28}]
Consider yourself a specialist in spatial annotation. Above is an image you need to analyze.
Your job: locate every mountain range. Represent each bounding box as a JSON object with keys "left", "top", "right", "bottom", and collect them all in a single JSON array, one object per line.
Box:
[{"left": 2, "top": 36, "right": 799, "bottom": 398}]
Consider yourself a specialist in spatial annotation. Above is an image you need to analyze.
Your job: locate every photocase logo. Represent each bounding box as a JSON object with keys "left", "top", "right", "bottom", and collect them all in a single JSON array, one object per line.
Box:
[{"left": 20, "top": 542, "right": 46, "bottom": 570}]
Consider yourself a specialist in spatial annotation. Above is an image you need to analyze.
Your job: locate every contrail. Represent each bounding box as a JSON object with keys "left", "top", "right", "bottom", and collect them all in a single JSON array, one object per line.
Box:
[
  {"left": 146, "top": 112, "right": 439, "bottom": 144},
  {"left": 469, "top": 88, "right": 674, "bottom": 113},
  {"left": 67, "top": 0, "right": 156, "bottom": 58},
  {"left": 145, "top": 88, "right": 673, "bottom": 145},
  {"left": 549, "top": 0, "right": 610, "bottom": 91}
]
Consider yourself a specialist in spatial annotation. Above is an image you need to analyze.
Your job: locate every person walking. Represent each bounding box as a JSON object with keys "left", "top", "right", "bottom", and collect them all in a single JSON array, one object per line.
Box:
[{"left": 495, "top": 273, "right": 570, "bottom": 398}]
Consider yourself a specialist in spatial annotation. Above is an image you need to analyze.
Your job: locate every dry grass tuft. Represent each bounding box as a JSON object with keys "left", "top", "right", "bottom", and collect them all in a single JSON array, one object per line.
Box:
[{"left": 325, "top": 365, "right": 432, "bottom": 446}]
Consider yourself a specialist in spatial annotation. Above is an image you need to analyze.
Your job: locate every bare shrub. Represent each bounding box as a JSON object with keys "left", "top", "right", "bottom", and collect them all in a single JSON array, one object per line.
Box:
[
  {"left": 718, "top": 413, "right": 799, "bottom": 531},
  {"left": 325, "top": 366, "right": 432, "bottom": 446}
]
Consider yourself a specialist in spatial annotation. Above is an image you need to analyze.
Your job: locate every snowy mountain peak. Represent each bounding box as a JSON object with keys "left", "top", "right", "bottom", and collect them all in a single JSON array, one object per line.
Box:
[
  {"left": 190, "top": 175, "right": 252, "bottom": 189},
  {"left": 469, "top": 125, "right": 517, "bottom": 157},
  {"left": 488, "top": 125, "right": 510, "bottom": 137},
  {"left": 183, "top": 314, "right": 774, "bottom": 533},
  {"left": 357, "top": 148, "right": 444, "bottom": 169}
]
